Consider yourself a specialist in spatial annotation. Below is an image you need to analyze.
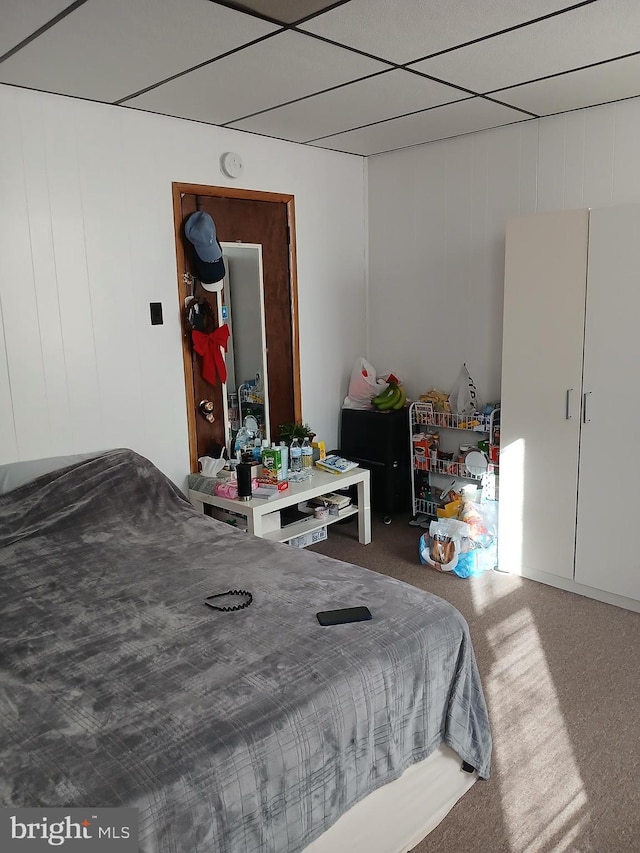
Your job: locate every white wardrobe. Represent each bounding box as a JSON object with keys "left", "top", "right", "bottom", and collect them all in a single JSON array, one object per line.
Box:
[{"left": 499, "top": 204, "right": 640, "bottom": 611}]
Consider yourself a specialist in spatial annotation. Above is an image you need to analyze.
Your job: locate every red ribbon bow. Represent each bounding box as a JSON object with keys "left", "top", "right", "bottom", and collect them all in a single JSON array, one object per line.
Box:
[{"left": 191, "top": 325, "right": 230, "bottom": 386}]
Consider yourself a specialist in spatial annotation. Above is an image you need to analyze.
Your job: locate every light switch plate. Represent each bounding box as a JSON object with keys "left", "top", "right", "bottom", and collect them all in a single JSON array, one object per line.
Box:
[{"left": 150, "top": 302, "right": 163, "bottom": 325}]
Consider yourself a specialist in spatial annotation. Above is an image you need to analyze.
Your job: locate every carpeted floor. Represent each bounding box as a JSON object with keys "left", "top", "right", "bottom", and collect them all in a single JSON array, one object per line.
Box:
[{"left": 310, "top": 513, "right": 640, "bottom": 853}]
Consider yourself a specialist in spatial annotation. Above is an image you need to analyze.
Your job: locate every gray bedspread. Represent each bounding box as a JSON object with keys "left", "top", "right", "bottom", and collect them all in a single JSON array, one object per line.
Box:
[{"left": 0, "top": 449, "right": 491, "bottom": 852}]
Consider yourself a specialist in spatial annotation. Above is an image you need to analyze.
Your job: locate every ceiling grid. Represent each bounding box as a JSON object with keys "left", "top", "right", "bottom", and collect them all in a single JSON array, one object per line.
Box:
[{"left": 0, "top": 0, "right": 637, "bottom": 156}]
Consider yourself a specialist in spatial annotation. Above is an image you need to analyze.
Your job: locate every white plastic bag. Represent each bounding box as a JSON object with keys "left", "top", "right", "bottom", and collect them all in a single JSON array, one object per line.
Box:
[
  {"left": 343, "top": 358, "right": 388, "bottom": 409},
  {"left": 449, "top": 363, "right": 480, "bottom": 414},
  {"left": 419, "top": 518, "right": 471, "bottom": 572}
]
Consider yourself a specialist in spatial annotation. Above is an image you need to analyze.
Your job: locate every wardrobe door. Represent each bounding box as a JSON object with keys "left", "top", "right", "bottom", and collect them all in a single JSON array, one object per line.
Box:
[
  {"left": 575, "top": 204, "right": 640, "bottom": 601},
  {"left": 499, "top": 210, "right": 589, "bottom": 579}
]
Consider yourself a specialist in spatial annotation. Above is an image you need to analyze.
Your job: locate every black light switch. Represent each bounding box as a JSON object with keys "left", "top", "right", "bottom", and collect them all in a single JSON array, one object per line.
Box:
[{"left": 150, "top": 302, "right": 163, "bottom": 325}]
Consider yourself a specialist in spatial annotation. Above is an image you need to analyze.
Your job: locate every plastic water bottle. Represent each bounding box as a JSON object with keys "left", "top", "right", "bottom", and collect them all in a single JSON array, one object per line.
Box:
[
  {"left": 234, "top": 425, "right": 252, "bottom": 459},
  {"left": 290, "top": 438, "right": 302, "bottom": 473},
  {"left": 279, "top": 441, "right": 289, "bottom": 477},
  {"left": 301, "top": 436, "right": 313, "bottom": 469}
]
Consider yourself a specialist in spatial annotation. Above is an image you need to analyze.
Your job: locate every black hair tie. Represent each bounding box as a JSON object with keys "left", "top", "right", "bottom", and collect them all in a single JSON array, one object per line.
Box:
[{"left": 204, "top": 590, "right": 253, "bottom": 612}]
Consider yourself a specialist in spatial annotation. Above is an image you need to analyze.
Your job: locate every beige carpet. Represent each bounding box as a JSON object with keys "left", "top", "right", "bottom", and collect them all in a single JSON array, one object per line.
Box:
[{"left": 310, "top": 513, "right": 640, "bottom": 853}]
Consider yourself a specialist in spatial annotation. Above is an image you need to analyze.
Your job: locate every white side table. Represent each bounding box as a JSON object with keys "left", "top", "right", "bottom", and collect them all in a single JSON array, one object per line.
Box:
[{"left": 189, "top": 466, "right": 371, "bottom": 545}]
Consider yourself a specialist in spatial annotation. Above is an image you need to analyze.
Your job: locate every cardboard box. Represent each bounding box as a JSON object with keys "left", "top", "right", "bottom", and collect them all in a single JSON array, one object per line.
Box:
[
  {"left": 312, "top": 441, "right": 326, "bottom": 462},
  {"left": 286, "top": 526, "right": 327, "bottom": 549},
  {"left": 255, "top": 478, "right": 289, "bottom": 491},
  {"left": 436, "top": 498, "right": 462, "bottom": 519},
  {"left": 412, "top": 434, "right": 434, "bottom": 472},
  {"left": 260, "top": 448, "right": 285, "bottom": 483}
]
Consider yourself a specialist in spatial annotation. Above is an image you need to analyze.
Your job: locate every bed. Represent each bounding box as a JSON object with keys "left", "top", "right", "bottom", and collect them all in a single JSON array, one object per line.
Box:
[{"left": 0, "top": 448, "right": 491, "bottom": 852}]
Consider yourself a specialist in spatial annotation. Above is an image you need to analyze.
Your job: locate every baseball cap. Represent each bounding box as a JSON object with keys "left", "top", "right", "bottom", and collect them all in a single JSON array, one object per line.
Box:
[{"left": 184, "top": 211, "right": 226, "bottom": 289}]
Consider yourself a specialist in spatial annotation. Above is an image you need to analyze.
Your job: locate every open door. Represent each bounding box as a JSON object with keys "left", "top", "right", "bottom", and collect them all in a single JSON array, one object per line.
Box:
[{"left": 172, "top": 183, "right": 302, "bottom": 472}]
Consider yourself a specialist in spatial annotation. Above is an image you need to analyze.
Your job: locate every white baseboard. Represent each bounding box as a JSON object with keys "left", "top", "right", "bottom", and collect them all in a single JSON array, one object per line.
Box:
[{"left": 500, "top": 566, "right": 640, "bottom": 613}]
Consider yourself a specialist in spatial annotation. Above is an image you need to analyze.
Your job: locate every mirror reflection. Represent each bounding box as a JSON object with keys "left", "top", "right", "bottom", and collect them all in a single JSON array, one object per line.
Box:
[{"left": 219, "top": 242, "right": 271, "bottom": 451}]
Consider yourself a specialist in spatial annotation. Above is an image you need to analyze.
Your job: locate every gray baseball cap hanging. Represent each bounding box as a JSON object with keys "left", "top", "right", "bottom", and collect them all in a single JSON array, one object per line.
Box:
[{"left": 184, "top": 211, "right": 226, "bottom": 289}]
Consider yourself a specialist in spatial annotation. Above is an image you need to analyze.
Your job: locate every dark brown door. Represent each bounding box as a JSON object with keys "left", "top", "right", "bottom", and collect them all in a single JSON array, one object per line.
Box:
[{"left": 173, "top": 184, "right": 302, "bottom": 472}]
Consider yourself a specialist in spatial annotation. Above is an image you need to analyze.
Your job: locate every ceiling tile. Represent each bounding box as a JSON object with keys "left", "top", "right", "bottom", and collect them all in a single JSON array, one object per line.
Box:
[
  {"left": 3, "top": 0, "right": 637, "bottom": 154},
  {"left": 412, "top": 0, "right": 640, "bottom": 93},
  {"left": 0, "top": 0, "right": 278, "bottom": 102},
  {"left": 300, "top": 0, "right": 582, "bottom": 65},
  {"left": 496, "top": 55, "right": 640, "bottom": 116},
  {"left": 0, "top": 0, "right": 72, "bottom": 57},
  {"left": 225, "top": 1, "right": 341, "bottom": 25},
  {"left": 311, "top": 98, "right": 529, "bottom": 155},
  {"left": 230, "top": 69, "right": 467, "bottom": 142},
  {"left": 128, "top": 29, "right": 389, "bottom": 125}
]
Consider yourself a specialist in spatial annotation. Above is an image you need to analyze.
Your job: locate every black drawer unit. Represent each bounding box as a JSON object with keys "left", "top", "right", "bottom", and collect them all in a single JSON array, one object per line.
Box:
[{"left": 340, "top": 407, "right": 411, "bottom": 522}]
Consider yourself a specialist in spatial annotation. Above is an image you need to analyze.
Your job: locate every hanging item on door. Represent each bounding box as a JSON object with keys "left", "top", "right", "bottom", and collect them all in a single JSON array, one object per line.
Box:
[
  {"left": 184, "top": 296, "right": 215, "bottom": 334},
  {"left": 184, "top": 211, "right": 226, "bottom": 289},
  {"left": 449, "top": 363, "right": 480, "bottom": 414},
  {"left": 191, "top": 324, "right": 231, "bottom": 386}
]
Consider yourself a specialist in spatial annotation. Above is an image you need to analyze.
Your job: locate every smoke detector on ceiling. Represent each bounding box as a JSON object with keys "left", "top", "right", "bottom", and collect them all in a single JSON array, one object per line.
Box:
[{"left": 220, "top": 152, "right": 243, "bottom": 179}]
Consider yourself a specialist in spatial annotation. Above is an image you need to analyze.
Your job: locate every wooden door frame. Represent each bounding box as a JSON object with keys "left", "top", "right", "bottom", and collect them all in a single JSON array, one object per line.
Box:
[{"left": 172, "top": 182, "right": 302, "bottom": 472}]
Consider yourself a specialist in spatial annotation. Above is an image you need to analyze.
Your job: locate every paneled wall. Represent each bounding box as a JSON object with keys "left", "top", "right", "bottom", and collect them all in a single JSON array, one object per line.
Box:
[
  {"left": 367, "top": 97, "right": 640, "bottom": 406},
  {"left": 0, "top": 85, "right": 368, "bottom": 486},
  {"left": 4, "top": 83, "right": 640, "bottom": 486}
]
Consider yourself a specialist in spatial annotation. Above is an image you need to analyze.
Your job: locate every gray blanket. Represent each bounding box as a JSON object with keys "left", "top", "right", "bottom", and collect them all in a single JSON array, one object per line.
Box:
[{"left": 0, "top": 449, "right": 491, "bottom": 852}]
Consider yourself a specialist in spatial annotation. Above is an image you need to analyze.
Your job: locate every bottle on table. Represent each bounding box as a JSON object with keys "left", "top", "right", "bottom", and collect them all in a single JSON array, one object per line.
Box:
[
  {"left": 290, "top": 438, "right": 302, "bottom": 473},
  {"left": 301, "top": 436, "right": 313, "bottom": 469},
  {"left": 279, "top": 441, "right": 289, "bottom": 477},
  {"left": 234, "top": 425, "right": 252, "bottom": 459}
]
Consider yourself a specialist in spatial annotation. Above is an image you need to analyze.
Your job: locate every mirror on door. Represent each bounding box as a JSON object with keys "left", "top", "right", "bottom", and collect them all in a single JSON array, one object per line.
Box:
[{"left": 219, "top": 242, "right": 271, "bottom": 451}]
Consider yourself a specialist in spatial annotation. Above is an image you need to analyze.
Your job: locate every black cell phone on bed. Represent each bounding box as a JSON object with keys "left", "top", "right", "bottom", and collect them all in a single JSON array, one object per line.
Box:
[{"left": 316, "top": 606, "right": 372, "bottom": 626}]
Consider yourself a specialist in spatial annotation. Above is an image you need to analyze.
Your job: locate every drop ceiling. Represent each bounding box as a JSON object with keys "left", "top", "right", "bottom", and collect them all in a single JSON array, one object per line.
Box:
[{"left": 1, "top": 0, "right": 638, "bottom": 156}]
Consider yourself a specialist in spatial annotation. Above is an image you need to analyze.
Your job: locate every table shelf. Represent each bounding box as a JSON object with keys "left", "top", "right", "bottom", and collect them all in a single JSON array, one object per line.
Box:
[{"left": 262, "top": 505, "right": 358, "bottom": 544}]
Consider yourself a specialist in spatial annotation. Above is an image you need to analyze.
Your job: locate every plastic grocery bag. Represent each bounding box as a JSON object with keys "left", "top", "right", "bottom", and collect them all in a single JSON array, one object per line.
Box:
[
  {"left": 454, "top": 499, "right": 498, "bottom": 577},
  {"left": 419, "top": 502, "right": 498, "bottom": 577},
  {"left": 419, "top": 518, "right": 471, "bottom": 573},
  {"left": 459, "top": 499, "right": 498, "bottom": 548},
  {"left": 449, "top": 363, "right": 480, "bottom": 414},
  {"left": 343, "top": 357, "right": 388, "bottom": 409}
]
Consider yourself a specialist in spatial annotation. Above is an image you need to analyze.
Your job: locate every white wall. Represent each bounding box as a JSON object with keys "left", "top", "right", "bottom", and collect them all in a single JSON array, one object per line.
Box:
[
  {"left": 367, "top": 96, "right": 640, "bottom": 407},
  {"left": 5, "top": 86, "right": 639, "bottom": 488},
  {"left": 0, "top": 85, "right": 367, "bottom": 486}
]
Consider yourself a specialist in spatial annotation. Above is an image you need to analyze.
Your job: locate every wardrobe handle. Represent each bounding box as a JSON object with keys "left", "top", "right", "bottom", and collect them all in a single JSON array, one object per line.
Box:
[
  {"left": 565, "top": 388, "right": 573, "bottom": 420},
  {"left": 583, "top": 391, "right": 592, "bottom": 424}
]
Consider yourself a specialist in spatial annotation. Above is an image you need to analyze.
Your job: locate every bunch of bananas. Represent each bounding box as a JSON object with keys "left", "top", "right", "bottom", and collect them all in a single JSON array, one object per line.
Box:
[{"left": 372, "top": 380, "right": 406, "bottom": 411}]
